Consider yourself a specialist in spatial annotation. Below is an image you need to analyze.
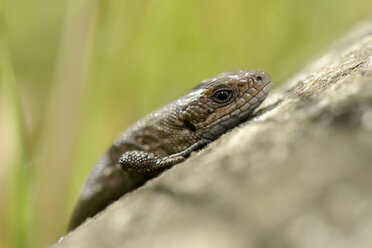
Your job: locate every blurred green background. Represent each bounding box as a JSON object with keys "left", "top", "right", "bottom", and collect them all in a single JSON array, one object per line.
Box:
[{"left": 0, "top": 0, "right": 371, "bottom": 247}]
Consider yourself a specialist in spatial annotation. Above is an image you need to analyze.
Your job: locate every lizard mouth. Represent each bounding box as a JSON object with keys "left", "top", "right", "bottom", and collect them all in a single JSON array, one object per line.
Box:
[{"left": 203, "top": 80, "right": 273, "bottom": 139}]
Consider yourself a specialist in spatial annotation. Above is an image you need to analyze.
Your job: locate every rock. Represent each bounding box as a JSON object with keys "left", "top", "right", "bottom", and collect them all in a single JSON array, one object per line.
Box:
[{"left": 54, "top": 22, "right": 372, "bottom": 248}]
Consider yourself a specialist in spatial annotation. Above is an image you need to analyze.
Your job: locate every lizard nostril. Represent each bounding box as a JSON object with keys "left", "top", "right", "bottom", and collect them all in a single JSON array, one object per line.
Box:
[{"left": 255, "top": 75, "right": 263, "bottom": 81}]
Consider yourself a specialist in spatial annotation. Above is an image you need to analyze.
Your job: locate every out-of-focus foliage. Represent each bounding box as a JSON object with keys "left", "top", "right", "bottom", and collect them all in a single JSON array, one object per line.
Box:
[{"left": 0, "top": 0, "right": 371, "bottom": 247}]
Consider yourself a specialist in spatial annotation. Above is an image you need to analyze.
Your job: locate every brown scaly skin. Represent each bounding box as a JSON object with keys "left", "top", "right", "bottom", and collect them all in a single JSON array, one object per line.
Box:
[{"left": 68, "top": 70, "right": 273, "bottom": 231}]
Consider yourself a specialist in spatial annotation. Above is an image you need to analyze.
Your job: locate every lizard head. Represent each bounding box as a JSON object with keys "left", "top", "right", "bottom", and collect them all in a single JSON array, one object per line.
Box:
[{"left": 179, "top": 70, "right": 272, "bottom": 140}]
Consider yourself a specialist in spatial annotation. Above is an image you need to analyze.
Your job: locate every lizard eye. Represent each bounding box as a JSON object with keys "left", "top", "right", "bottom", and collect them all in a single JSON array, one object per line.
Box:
[{"left": 212, "top": 90, "right": 233, "bottom": 103}]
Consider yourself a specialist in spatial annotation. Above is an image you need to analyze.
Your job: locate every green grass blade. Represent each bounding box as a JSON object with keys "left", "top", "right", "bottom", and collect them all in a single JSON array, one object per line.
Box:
[{"left": 0, "top": 7, "right": 33, "bottom": 248}]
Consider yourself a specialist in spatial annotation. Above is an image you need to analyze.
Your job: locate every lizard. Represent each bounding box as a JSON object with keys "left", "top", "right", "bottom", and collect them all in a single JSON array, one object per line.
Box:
[{"left": 68, "top": 70, "right": 273, "bottom": 231}]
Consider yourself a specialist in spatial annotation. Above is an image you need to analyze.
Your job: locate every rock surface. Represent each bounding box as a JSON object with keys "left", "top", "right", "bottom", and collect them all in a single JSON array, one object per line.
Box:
[{"left": 55, "top": 22, "right": 372, "bottom": 248}]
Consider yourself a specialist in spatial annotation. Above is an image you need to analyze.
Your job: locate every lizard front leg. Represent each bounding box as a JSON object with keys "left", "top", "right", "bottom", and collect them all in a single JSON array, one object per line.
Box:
[{"left": 119, "top": 139, "right": 210, "bottom": 173}]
